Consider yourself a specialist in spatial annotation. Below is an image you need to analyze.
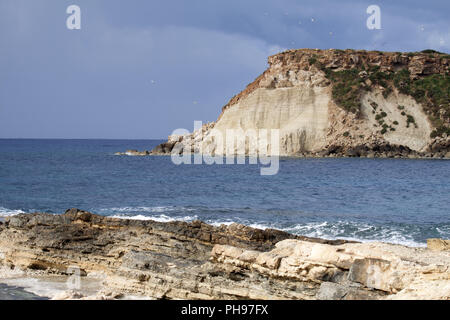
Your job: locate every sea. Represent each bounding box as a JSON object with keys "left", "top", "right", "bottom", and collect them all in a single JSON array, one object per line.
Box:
[
  {"left": 1, "top": 138, "right": 449, "bottom": 247},
  {"left": 1, "top": 139, "right": 449, "bottom": 247},
  {"left": 1, "top": 138, "right": 449, "bottom": 299}
]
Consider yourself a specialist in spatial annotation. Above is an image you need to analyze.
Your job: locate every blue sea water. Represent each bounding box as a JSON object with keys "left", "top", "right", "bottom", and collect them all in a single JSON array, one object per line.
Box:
[{"left": 0, "top": 139, "right": 449, "bottom": 247}]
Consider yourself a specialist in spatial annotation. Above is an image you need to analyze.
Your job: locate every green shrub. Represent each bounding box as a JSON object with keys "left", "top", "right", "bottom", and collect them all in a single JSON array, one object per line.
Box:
[
  {"left": 393, "top": 69, "right": 411, "bottom": 94},
  {"left": 421, "top": 49, "right": 442, "bottom": 54},
  {"left": 308, "top": 57, "right": 317, "bottom": 66},
  {"left": 430, "top": 126, "right": 450, "bottom": 138},
  {"left": 406, "top": 114, "right": 417, "bottom": 128},
  {"left": 326, "top": 68, "right": 364, "bottom": 114}
]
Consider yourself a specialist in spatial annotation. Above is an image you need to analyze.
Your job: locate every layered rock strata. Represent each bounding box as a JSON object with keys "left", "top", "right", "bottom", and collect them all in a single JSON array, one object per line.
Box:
[{"left": 0, "top": 209, "right": 448, "bottom": 300}]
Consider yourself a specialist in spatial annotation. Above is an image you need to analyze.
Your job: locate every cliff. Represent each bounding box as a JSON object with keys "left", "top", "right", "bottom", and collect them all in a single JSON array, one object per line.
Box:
[
  {"left": 148, "top": 49, "right": 450, "bottom": 158},
  {"left": 0, "top": 210, "right": 449, "bottom": 300}
]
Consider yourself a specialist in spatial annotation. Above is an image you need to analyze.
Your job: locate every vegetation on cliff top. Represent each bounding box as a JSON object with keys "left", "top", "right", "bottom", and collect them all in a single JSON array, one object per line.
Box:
[{"left": 320, "top": 62, "right": 450, "bottom": 138}]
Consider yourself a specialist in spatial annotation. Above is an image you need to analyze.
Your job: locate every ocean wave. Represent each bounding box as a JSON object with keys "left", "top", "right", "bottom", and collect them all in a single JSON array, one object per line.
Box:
[
  {"left": 208, "top": 220, "right": 273, "bottom": 230},
  {"left": 97, "top": 206, "right": 196, "bottom": 214},
  {"left": 280, "top": 221, "right": 427, "bottom": 247},
  {"left": 98, "top": 205, "right": 200, "bottom": 223},
  {"left": 110, "top": 214, "right": 199, "bottom": 223},
  {"left": 86, "top": 206, "right": 448, "bottom": 247},
  {"left": 436, "top": 226, "right": 450, "bottom": 237},
  {"left": 208, "top": 219, "right": 429, "bottom": 247},
  {"left": 0, "top": 207, "right": 26, "bottom": 217}
]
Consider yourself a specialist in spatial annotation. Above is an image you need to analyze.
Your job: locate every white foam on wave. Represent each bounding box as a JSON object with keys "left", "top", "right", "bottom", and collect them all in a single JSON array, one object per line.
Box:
[
  {"left": 209, "top": 221, "right": 236, "bottom": 227},
  {"left": 98, "top": 206, "right": 195, "bottom": 214},
  {"left": 99, "top": 205, "right": 199, "bottom": 223},
  {"left": 95, "top": 207, "right": 436, "bottom": 248},
  {"left": 248, "top": 223, "right": 274, "bottom": 230},
  {"left": 207, "top": 219, "right": 427, "bottom": 247},
  {"left": 281, "top": 221, "right": 426, "bottom": 247},
  {"left": 110, "top": 214, "right": 199, "bottom": 223},
  {"left": 0, "top": 207, "right": 26, "bottom": 217},
  {"left": 436, "top": 226, "right": 450, "bottom": 238},
  {"left": 207, "top": 220, "right": 271, "bottom": 230}
]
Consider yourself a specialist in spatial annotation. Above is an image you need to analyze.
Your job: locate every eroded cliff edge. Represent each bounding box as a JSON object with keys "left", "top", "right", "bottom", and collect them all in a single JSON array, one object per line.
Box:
[
  {"left": 0, "top": 209, "right": 449, "bottom": 300},
  {"left": 145, "top": 49, "right": 450, "bottom": 158}
]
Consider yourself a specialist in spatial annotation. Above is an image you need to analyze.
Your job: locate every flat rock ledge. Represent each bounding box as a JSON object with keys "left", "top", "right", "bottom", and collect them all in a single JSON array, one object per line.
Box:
[{"left": 0, "top": 209, "right": 449, "bottom": 300}]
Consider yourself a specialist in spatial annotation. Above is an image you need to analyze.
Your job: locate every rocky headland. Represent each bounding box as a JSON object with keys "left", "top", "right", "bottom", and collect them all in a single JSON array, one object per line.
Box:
[
  {"left": 120, "top": 49, "right": 450, "bottom": 159},
  {"left": 0, "top": 209, "right": 449, "bottom": 300}
]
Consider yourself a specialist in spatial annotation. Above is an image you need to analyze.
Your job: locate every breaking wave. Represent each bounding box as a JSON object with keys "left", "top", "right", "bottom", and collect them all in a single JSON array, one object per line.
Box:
[
  {"left": 0, "top": 207, "right": 26, "bottom": 217},
  {"left": 97, "top": 206, "right": 448, "bottom": 247}
]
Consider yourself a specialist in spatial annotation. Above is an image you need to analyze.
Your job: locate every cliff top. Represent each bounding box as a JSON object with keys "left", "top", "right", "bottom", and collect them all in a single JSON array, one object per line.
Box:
[
  {"left": 268, "top": 48, "right": 449, "bottom": 73},
  {"left": 224, "top": 49, "right": 449, "bottom": 109},
  {"left": 222, "top": 48, "right": 450, "bottom": 137}
]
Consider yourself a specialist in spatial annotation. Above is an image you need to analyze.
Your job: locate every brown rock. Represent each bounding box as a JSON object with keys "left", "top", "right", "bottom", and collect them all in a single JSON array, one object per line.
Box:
[{"left": 427, "top": 238, "right": 450, "bottom": 251}]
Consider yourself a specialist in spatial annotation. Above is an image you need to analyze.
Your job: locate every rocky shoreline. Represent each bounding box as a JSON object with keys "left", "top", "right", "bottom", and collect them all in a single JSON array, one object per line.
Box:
[
  {"left": 116, "top": 141, "right": 450, "bottom": 159},
  {"left": 0, "top": 209, "right": 449, "bottom": 300}
]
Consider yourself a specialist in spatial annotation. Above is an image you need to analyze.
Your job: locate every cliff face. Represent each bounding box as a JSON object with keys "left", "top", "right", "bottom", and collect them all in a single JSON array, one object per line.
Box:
[
  {"left": 1, "top": 210, "right": 449, "bottom": 300},
  {"left": 153, "top": 49, "right": 450, "bottom": 158}
]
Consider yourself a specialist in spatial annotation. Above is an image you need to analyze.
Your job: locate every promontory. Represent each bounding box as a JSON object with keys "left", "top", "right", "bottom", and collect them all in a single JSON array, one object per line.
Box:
[{"left": 124, "top": 49, "right": 450, "bottom": 158}]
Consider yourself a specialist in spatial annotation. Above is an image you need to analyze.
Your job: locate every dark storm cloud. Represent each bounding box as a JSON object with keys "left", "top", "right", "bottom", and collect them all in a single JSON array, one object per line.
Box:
[{"left": 0, "top": 0, "right": 448, "bottom": 138}]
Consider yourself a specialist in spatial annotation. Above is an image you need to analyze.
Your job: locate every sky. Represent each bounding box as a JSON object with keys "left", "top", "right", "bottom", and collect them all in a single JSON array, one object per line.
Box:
[{"left": 0, "top": 0, "right": 449, "bottom": 139}]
